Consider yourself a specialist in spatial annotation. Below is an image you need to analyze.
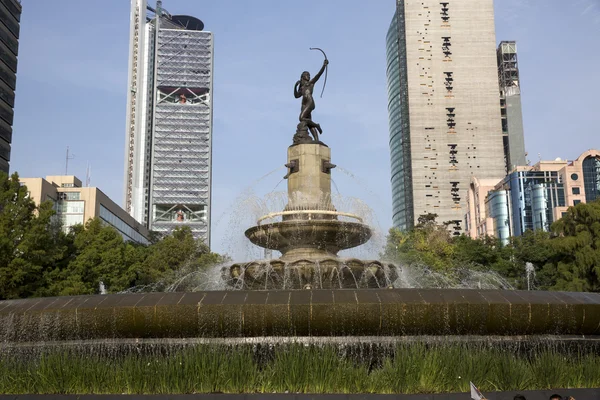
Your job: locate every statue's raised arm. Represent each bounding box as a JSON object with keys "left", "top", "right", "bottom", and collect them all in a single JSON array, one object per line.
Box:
[{"left": 310, "top": 59, "right": 328, "bottom": 85}]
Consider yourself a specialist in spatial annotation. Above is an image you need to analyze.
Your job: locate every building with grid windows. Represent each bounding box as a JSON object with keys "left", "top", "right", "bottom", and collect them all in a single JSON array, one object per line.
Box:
[
  {"left": 124, "top": 0, "right": 213, "bottom": 245},
  {"left": 486, "top": 168, "right": 566, "bottom": 243},
  {"left": 0, "top": 0, "right": 21, "bottom": 173},
  {"left": 19, "top": 176, "right": 150, "bottom": 245},
  {"left": 465, "top": 149, "right": 600, "bottom": 243},
  {"left": 386, "top": 0, "right": 506, "bottom": 235}
]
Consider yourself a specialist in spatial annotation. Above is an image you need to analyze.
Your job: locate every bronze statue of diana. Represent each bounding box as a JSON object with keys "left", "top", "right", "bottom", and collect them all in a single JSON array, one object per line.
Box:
[{"left": 294, "top": 56, "right": 328, "bottom": 142}]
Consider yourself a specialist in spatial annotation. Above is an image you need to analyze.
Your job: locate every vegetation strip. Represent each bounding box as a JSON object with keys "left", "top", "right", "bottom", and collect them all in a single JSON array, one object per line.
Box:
[
  {"left": 2, "top": 343, "right": 600, "bottom": 394},
  {"left": 2, "top": 392, "right": 600, "bottom": 400}
]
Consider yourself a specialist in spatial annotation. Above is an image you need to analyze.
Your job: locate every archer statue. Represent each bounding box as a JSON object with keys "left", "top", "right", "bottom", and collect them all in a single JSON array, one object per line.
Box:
[{"left": 293, "top": 48, "right": 328, "bottom": 143}]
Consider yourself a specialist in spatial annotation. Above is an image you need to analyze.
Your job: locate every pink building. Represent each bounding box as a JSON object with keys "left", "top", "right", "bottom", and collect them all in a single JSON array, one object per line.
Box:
[{"left": 465, "top": 149, "right": 600, "bottom": 241}]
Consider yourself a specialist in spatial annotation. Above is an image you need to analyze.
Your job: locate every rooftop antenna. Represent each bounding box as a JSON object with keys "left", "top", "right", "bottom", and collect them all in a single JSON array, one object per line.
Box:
[
  {"left": 86, "top": 163, "right": 91, "bottom": 187},
  {"left": 65, "top": 146, "right": 75, "bottom": 175}
]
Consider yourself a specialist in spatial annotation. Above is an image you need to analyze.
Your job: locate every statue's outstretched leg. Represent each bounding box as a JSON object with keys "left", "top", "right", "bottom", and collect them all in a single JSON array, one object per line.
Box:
[{"left": 303, "top": 119, "right": 322, "bottom": 141}]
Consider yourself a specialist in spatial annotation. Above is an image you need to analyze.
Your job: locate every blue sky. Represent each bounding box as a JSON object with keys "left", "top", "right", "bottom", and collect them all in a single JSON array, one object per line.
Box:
[{"left": 10, "top": 0, "right": 600, "bottom": 256}]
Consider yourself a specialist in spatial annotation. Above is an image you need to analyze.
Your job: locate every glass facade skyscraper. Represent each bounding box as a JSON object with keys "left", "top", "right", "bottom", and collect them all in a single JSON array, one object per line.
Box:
[
  {"left": 124, "top": 0, "right": 213, "bottom": 245},
  {"left": 386, "top": 6, "right": 413, "bottom": 231},
  {"left": 0, "top": 0, "right": 21, "bottom": 173}
]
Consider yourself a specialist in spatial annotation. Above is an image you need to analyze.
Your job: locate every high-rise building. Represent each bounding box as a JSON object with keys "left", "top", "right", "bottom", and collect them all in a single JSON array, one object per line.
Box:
[
  {"left": 124, "top": 0, "right": 213, "bottom": 246},
  {"left": 0, "top": 0, "right": 21, "bottom": 174},
  {"left": 497, "top": 41, "right": 526, "bottom": 172},
  {"left": 386, "top": 0, "right": 506, "bottom": 235}
]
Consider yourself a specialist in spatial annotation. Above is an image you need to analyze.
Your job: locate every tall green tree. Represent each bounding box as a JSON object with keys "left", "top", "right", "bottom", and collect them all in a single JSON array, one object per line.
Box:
[
  {"left": 383, "top": 213, "right": 455, "bottom": 269},
  {"left": 549, "top": 200, "right": 600, "bottom": 292},
  {"left": 507, "top": 230, "right": 558, "bottom": 289},
  {"left": 0, "top": 172, "right": 70, "bottom": 299},
  {"left": 137, "top": 226, "right": 225, "bottom": 286},
  {"left": 50, "top": 218, "right": 139, "bottom": 295}
]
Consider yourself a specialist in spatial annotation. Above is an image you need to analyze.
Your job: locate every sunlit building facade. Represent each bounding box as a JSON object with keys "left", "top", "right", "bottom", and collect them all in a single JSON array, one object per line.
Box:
[
  {"left": 386, "top": 0, "right": 506, "bottom": 235},
  {"left": 20, "top": 175, "right": 150, "bottom": 245},
  {"left": 465, "top": 150, "right": 600, "bottom": 244},
  {"left": 487, "top": 168, "right": 566, "bottom": 243},
  {"left": 124, "top": 0, "right": 213, "bottom": 245}
]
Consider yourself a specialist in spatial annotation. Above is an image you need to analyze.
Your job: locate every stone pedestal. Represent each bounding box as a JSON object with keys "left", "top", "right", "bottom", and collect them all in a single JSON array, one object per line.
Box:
[
  {"left": 232, "top": 141, "right": 375, "bottom": 287},
  {"left": 284, "top": 143, "right": 336, "bottom": 213}
]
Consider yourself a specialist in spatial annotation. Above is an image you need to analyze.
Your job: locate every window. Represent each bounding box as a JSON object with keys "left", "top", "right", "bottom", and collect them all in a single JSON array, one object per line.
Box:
[
  {"left": 99, "top": 205, "right": 149, "bottom": 245},
  {"left": 153, "top": 204, "right": 207, "bottom": 223},
  {"left": 61, "top": 214, "right": 83, "bottom": 227},
  {"left": 64, "top": 192, "right": 80, "bottom": 200},
  {"left": 57, "top": 198, "right": 85, "bottom": 233},
  {"left": 572, "top": 187, "right": 580, "bottom": 195},
  {"left": 571, "top": 173, "right": 579, "bottom": 181},
  {"left": 582, "top": 156, "right": 600, "bottom": 202},
  {"left": 58, "top": 201, "right": 84, "bottom": 214},
  {"left": 574, "top": 200, "right": 581, "bottom": 206}
]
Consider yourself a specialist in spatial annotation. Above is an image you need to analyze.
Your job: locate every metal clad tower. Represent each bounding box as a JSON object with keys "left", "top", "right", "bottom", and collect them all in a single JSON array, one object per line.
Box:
[
  {"left": 386, "top": 0, "right": 506, "bottom": 235},
  {"left": 497, "top": 41, "right": 526, "bottom": 172},
  {"left": 124, "top": 0, "right": 213, "bottom": 246}
]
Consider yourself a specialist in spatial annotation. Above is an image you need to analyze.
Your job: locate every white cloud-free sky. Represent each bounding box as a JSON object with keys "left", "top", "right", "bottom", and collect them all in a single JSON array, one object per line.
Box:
[{"left": 10, "top": 1, "right": 600, "bottom": 257}]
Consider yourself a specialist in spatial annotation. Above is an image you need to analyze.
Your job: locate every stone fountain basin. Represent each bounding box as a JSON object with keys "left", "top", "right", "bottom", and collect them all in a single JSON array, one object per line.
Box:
[
  {"left": 225, "top": 258, "right": 398, "bottom": 290},
  {"left": 245, "top": 219, "right": 372, "bottom": 257},
  {"left": 1, "top": 290, "right": 600, "bottom": 342}
]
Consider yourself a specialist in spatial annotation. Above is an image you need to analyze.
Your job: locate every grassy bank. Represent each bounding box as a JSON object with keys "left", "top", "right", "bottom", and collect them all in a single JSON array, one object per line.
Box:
[{"left": 1, "top": 343, "right": 600, "bottom": 394}]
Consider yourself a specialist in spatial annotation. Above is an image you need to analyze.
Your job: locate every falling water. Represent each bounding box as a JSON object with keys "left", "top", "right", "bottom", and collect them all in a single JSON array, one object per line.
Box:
[
  {"left": 122, "top": 161, "right": 514, "bottom": 293},
  {"left": 218, "top": 189, "right": 386, "bottom": 262},
  {"left": 525, "top": 262, "right": 536, "bottom": 290},
  {"left": 393, "top": 263, "right": 514, "bottom": 290}
]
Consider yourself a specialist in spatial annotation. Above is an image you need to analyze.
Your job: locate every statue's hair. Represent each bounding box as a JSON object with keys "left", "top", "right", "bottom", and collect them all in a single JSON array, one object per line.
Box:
[{"left": 301, "top": 71, "right": 310, "bottom": 79}]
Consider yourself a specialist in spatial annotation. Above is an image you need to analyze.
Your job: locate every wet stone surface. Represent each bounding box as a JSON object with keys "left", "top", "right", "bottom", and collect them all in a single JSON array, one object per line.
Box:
[{"left": 1, "top": 289, "right": 600, "bottom": 343}]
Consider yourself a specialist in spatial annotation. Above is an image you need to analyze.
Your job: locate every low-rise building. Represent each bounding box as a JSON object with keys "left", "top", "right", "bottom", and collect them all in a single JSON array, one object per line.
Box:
[
  {"left": 20, "top": 175, "right": 150, "bottom": 245},
  {"left": 465, "top": 177, "right": 500, "bottom": 239},
  {"left": 466, "top": 149, "right": 600, "bottom": 243},
  {"left": 487, "top": 167, "right": 566, "bottom": 242}
]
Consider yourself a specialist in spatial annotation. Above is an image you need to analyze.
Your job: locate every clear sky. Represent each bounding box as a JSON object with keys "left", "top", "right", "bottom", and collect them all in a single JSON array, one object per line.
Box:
[{"left": 10, "top": 0, "right": 600, "bottom": 256}]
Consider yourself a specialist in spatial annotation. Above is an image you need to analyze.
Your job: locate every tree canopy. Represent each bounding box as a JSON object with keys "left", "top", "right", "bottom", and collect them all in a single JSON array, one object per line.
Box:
[
  {"left": 0, "top": 172, "right": 227, "bottom": 300},
  {"left": 383, "top": 200, "right": 600, "bottom": 292}
]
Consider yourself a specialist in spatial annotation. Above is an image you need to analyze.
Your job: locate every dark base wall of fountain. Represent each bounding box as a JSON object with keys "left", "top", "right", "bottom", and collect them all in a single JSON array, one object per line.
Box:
[{"left": 1, "top": 289, "right": 600, "bottom": 343}]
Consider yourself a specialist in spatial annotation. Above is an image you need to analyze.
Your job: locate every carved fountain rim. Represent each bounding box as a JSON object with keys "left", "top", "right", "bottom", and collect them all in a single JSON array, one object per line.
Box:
[{"left": 257, "top": 210, "right": 364, "bottom": 225}]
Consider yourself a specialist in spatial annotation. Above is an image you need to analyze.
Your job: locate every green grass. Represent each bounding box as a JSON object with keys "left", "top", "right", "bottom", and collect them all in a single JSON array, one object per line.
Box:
[{"left": 1, "top": 343, "right": 599, "bottom": 394}]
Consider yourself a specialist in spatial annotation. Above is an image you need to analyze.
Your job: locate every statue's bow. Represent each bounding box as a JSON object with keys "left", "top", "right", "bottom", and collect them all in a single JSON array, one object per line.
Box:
[{"left": 309, "top": 47, "right": 328, "bottom": 98}]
